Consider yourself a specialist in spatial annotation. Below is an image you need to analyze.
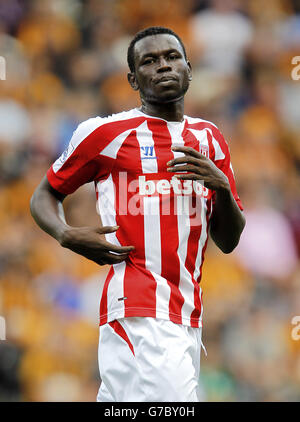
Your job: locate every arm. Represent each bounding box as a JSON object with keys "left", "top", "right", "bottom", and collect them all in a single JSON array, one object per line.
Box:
[
  {"left": 209, "top": 183, "right": 245, "bottom": 253},
  {"left": 30, "top": 176, "right": 135, "bottom": 265},
  {"left": 167, "top": 146, "right": 245, "bottom": 253}
]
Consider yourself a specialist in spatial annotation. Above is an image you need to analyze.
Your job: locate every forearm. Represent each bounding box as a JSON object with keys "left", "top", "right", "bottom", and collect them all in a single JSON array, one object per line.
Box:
[
  {"left": 30, "top": 177, "right": 69, "bottom": 243},
  {"left": 209, "top": 185, "right": 246, "bottom": 253},
  {"left": 166, "top": 145, "right": 245, "bottom": 252}
]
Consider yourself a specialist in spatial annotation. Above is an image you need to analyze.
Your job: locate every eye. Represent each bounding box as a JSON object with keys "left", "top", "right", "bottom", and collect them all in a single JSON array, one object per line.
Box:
[
  {"left": 143, "top": 57, "right": 155, "bottom": 65},
  {"left": 168, "top": 53, "right": 179, "bottom": 60}
]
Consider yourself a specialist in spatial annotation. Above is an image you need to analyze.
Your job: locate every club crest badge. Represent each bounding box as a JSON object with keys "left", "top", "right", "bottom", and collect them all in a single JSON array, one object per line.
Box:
[{"left": 199, "top": 144, "right": 209, "bottom": 158}]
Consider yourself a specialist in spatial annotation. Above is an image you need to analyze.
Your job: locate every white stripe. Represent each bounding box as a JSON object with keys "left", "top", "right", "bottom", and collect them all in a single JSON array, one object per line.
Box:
[
  {"left": 199, "top": 286, "right": 204, "bottom": 326},
  {"left": 136, "top": 120, "right": 158, "bottom": 173},
  {"left": 143, "top": 196, "right": 161, "bottom": 272},
  {"left": 101, "top": 128, "right": 133, "bottom": 159},
  {"left": 186, "top": 128, "right": 208, "bottom": 145},
  {"left": 96, "top": 175, "right": 125, "bottom": 318},
  {"left": 96, "top": 175, "right": 119, "bottom": 234},
  {"left": 186, "top": 128, "right": 214, "bottom": 163},
  {"left": 185, "top": 115, "right": 218, "bottom": 128},
  {"left": 167, "top": 121, "right": 186, "bottom": 161},
  {"left": 209, "top": 131, "right": 225, "bottom": 160},
  {"left": 143, "top": 196, "right": 171, "bottom": 316}
]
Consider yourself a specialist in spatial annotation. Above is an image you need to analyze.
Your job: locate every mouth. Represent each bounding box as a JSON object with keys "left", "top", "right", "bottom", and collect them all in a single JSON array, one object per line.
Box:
[{"left": 155, "top": 76, "right": 178, "bottom": 84}]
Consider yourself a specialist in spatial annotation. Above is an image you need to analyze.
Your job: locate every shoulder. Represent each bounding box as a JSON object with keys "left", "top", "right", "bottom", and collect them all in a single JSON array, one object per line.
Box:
[
  {"left": 185, "top": 115, "right": 229, "bottom": 158},
  {"left": 75, "top": 109, "right": 140, "bottom": 134},
  {"left": 71, "top": 109, "right": 143, "bottom": 146},
  {"left": 185, "top": 115, "right": 222, "bottom": 135},
  {"left": 185, "top": 115, "right": 218, "bottom": 127}
]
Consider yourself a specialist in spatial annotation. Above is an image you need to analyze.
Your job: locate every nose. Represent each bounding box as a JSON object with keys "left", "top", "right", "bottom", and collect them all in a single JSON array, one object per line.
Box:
[{"left": 157, "top": 57, "right": 172, "bottom": 73}]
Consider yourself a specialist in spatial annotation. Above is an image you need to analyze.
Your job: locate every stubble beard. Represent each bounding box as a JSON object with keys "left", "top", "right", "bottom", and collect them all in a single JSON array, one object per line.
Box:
[
  {"left": 139, "top": 76, "right": 190, "bottom": 105},
  {"left": 140, "top": 79, "right": 190, "bottom": 105}
]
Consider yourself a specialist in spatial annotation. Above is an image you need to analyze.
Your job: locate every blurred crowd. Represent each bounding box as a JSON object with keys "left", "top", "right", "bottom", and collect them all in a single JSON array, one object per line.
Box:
[{"left": 0, "top": 0, "right": 300, "bottom": 402}]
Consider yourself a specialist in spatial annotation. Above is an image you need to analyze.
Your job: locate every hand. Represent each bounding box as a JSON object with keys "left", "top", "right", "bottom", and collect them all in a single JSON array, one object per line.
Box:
[
  {"left": 167, "top": 146, "right": 230, "bottom": 192},
  {"left": 59, "top": 225, "right": 135, "bottom": 266}
]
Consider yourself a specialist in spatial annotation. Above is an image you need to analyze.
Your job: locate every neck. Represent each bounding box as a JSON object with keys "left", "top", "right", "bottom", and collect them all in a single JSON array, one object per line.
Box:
[{"left": 139, "top": 98, "right": 184, "bottom": 122}]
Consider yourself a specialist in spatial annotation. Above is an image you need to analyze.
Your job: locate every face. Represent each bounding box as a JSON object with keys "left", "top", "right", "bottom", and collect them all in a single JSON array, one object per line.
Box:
[{"left": 128, "top": 34, "right": 192, "bottom": 104}]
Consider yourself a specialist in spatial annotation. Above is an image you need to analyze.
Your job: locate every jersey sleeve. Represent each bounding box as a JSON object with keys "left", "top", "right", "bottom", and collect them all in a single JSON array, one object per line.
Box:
[
  {"left": 46, "top": 117, "right": 112, "bottom": 195},
  {"left": 210, "top": 126, "right": 243, "bottom": 211}
]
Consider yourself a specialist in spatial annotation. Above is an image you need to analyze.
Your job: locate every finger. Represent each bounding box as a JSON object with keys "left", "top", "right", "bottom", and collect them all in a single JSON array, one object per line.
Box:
[
  {"left": 102, "top": 242, "right": 135, "bottom": 253},
  {"left": 101, "top": 253, "right": 130, "bottom": 265},
  {"left": 171, "top": 146, "right": 202, "bottom": 158},
  {"left": 174, "top": 173, "right": 203, "bottom": 181},
  {"left": 167, "top": 156, "right": 202, "bottom": 167},
  {"left": 97, "top": 227, "right": 135, "bottom": 252},
  {"left": 167, "top": 164, "right": 200, "bottom": 173},
  {"left": 98, "top": 225, "right": 119, "bottom": 234},
  {"left": 82, "top": 251, "right": 130, "bottom": 266}
]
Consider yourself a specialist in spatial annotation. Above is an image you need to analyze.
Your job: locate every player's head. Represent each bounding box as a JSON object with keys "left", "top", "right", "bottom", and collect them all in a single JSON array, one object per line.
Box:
[
  {"left": 127, "top": 27, "right": 187, "bottom": 73},
  {"left": 127, "top": 26, "right": 192, "bottom": 104}
]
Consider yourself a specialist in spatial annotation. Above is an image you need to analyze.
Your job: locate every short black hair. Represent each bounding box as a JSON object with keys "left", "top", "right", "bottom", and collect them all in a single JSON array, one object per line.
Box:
[{"left": 127, "top": 26, "right": 187, "bottom": 73}]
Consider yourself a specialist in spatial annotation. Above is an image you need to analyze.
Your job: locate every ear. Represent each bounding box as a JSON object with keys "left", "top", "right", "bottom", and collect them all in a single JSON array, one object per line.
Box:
[
  {"left": 187, "top": 61, "right": 192, "bottom": 81},
  {"left": 127, "top": 72, "right": 139, "bottom": 91}
]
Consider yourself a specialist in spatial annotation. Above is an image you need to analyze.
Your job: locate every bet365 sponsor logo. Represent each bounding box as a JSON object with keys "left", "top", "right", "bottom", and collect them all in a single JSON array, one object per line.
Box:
[
  {"left": 291, "top": 316, "right": 300, "bottom": 341},
  {"left": 138, "top": 175, "right": 209, "bottom": 197},
  {"left": 112, "top": 172, "right": 208, "bottom": 225},
  {"left": 0, "top": 316, "right": 6, "bottom": 340}
]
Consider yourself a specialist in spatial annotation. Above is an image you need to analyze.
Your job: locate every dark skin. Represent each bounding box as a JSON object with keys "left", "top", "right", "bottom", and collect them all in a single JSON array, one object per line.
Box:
[
  {"left": 128, "top": 34, "right": 245, "bottom": 253},
  {"left": 30, "top": 177, "right": 135, "bottom": 265},
  {"left": 30, "top": 33, "right": 245, "bottom": 265}
]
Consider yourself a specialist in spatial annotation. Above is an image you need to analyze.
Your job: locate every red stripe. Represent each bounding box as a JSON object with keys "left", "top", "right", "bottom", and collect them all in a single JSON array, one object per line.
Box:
[
  {"left": 109, "top": 320, "right": 135, "bottom": 356},
  {"left": 99, "top": 267, "right": 114, "bottom": 325},
  {"left": 148, "top": 120, "right": 184, "bottom": 324},
  {"left": 197, "top": 199, "right": 213, "bottom": 284},
  {"left": 190, "top": 195, "right": 213, "bottom": 326},
  {"left": 181, "top": 128, "right": 204, "bottom": 327},
  {"left": 147, "top": 119, "right": 174, "bottom": 172}
]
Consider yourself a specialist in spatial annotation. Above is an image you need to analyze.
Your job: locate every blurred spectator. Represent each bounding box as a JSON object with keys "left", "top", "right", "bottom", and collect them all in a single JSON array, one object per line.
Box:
[
  {"left": 0, "top": 99, "right": 31, "bottom": 145},
  {"left": 0, "top": 0, "right": 27, "bottom": 33},
  {"left": 235, "top": 187, "right": 298, "bottom": 280},
  {"left": 189, "top": 0, "right": 253, "bottom": 77},
  {"left": 0, "top": 0, "right": 299, "bottom": 402},
  {"left": 0, "top": 342, "right": 23, "bottom": 402}
]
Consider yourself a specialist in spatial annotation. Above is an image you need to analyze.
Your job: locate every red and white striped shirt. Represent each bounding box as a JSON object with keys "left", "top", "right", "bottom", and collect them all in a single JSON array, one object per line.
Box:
[{"left": 47, "top": 108, "right": 243, "bottom": 328}]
